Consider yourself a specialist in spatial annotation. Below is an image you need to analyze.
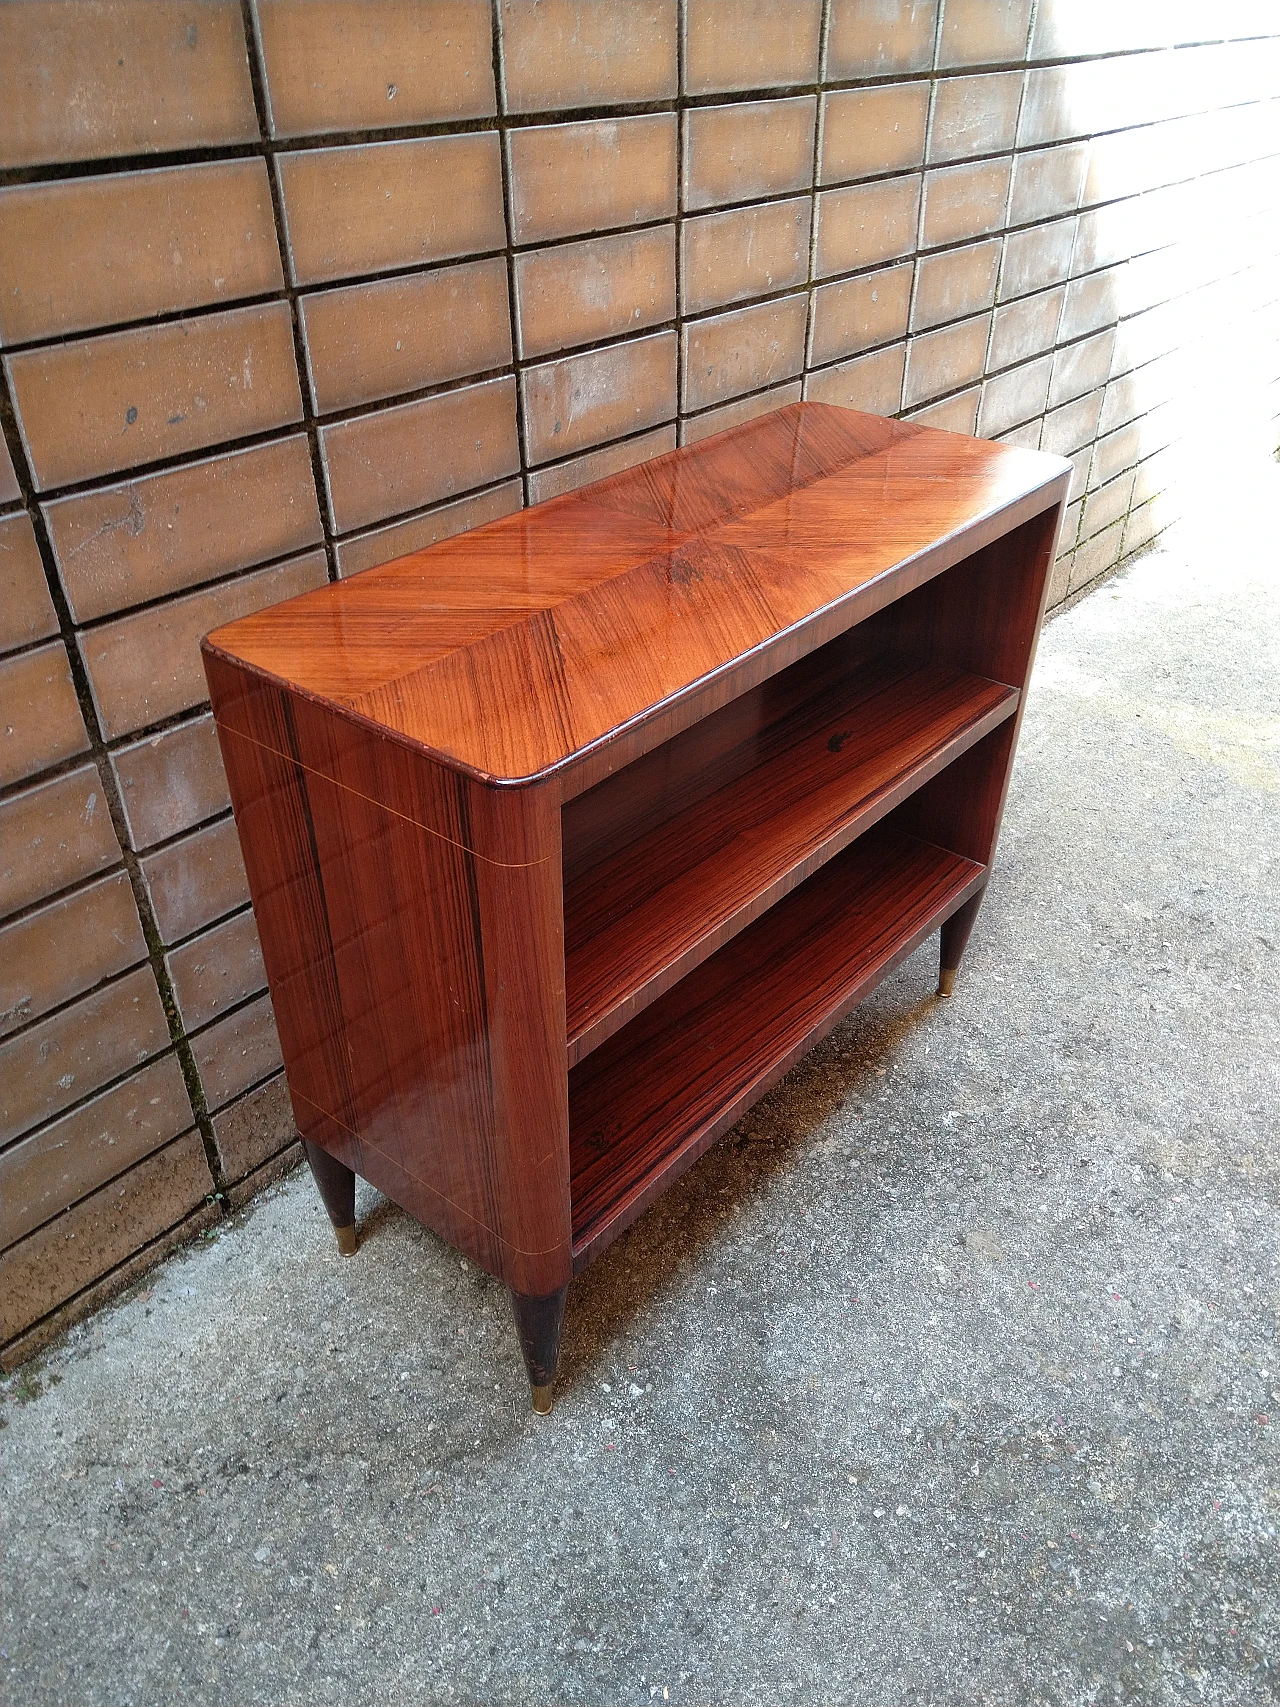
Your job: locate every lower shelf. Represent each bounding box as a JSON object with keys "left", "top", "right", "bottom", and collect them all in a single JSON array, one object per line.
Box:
[{"left": 567, "top": 824, "right": 984, "bottom": 1268}]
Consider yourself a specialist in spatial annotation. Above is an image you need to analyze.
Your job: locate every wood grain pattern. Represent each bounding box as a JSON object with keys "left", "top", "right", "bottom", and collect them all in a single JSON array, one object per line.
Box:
[
  {"left": 204, "top": 651, "right": 572, "bottom": 1298},
  {"left": 207, "top": 402, "right": 1068, "bottom": 788},
  {"left": 879, "top": 502, "right": 1062, "bottom": 871},
  {"left": 563, "top": 649, "right": 1016, "bottom": 1062},
  {"left": 203, "top": 400, "right": 1070, "bottom": 1393},
  {"left": 568, "top": 825, "right": 985, "bottom": 1269}
]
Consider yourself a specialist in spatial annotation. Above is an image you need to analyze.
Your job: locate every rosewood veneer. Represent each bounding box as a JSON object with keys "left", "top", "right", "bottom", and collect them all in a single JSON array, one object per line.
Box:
[{"left": 202, "top": 402, "right": 1069, "bottom": 1412}]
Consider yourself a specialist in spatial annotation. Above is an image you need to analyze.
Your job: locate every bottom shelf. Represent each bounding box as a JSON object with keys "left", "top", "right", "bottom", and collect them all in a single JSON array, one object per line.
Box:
[{"left": 568, "top": 825, "right": 984, "bottom": 1268}]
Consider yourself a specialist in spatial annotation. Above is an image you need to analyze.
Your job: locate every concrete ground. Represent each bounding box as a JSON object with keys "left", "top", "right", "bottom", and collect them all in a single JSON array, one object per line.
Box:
[{"left": 2, "top": 471, "right": 1278, "bottom": 1707}]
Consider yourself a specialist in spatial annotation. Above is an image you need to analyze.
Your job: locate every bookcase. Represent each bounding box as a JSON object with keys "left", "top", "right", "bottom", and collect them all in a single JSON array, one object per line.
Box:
[{"left": 203, "top": 403, "right": 1069, "bottom": 1411}]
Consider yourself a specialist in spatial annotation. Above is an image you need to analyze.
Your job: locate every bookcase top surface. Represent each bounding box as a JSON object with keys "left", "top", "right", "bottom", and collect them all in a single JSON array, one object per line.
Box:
[{"left": 205, "top": 402, "right": 1067, "bottom": 783}]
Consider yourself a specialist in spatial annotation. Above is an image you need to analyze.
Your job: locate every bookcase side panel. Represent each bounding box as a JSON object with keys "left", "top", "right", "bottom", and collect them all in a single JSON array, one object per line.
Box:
[
  {"left": 871, "top": 494, "right": 1066, "bottom": 867},
  {"left": 203, "top": 653, "right": 572, "bottom": 1295}
]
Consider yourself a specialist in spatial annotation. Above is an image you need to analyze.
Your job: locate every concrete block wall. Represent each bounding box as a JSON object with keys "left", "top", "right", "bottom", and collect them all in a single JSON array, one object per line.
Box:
[{"left": 1, "top": 0, "right": 1277, "bottom": 1366}]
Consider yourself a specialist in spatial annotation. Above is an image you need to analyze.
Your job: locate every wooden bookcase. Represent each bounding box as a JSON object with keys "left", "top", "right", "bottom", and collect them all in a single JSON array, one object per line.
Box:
[{"left": 203, "top": 403, "right": 1069, "bottom": 1411}]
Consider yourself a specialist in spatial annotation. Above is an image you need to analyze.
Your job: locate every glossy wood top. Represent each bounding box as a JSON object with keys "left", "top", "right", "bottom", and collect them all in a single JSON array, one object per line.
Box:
[{"left": 205, "top": 403, "right": 1069, "bottom": 785}]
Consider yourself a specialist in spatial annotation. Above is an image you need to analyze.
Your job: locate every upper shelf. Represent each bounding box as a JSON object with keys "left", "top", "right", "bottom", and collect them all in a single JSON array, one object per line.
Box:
[
  {"left": 205, "top": 403, "right": 1069, "bottom": 785},
  {"left": 563, "top": 650, "right": 1016, "bottom": 1064}
]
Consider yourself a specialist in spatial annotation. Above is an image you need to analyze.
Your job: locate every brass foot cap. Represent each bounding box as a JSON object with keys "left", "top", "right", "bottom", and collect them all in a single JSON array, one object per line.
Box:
[
  {"left": 531, "top": 1382, "right": 554, "bottom": 1415},
  {"left": 938, "top": 967, "right": 957, "bottom": 998},
  {"left": 335, "top": 1224, "right": 358, "bottom": 1257}
]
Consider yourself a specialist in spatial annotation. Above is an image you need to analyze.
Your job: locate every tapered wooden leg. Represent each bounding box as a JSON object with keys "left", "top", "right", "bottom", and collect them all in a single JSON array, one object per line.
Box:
[
  {"left": 302, "top": 1139, "right": 357, "bottom": 1255},
  {"left": 509, "top": 1286, "right": 568, "bottom": 1415},
  {"left": 939, "top": 889, "right": 986, "bottom": 997}
]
